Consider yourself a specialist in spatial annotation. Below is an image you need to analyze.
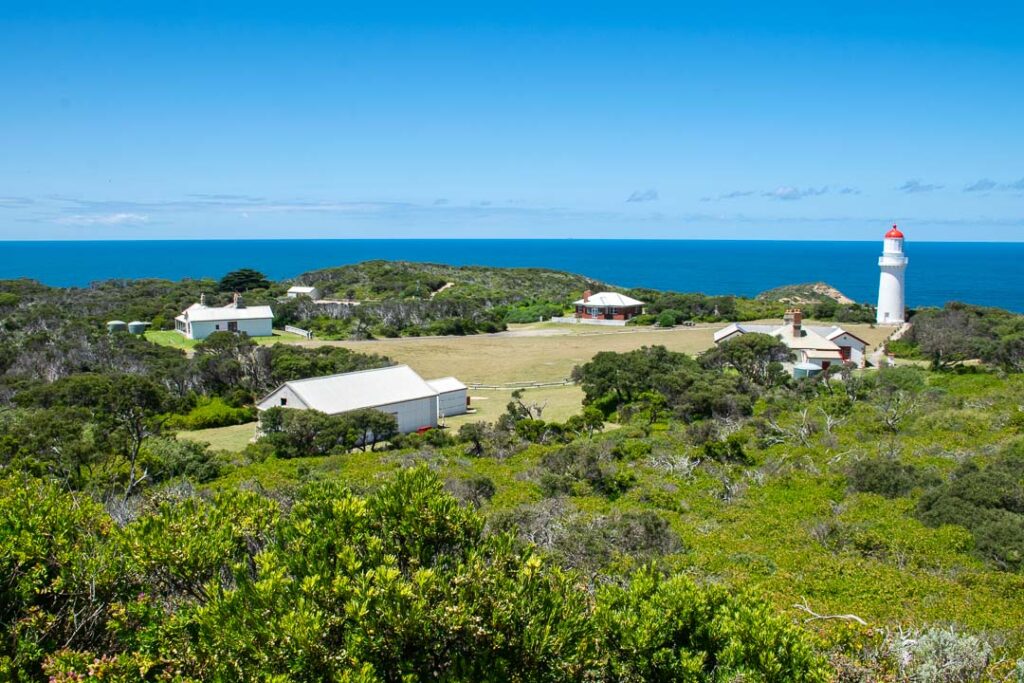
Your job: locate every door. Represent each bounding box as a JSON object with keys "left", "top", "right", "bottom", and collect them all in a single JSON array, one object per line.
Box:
[{"left": 228, "top": 321, "right": 238, "bottom": 332}]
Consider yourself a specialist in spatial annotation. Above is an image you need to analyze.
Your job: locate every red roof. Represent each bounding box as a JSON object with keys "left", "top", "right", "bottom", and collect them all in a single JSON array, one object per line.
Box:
[{"left": 885, "top": 224, "right": 904, "bottom": 239}]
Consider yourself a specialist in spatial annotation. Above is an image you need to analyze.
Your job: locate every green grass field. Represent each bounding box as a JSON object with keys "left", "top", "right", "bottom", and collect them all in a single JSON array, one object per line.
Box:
[
  {"left": 444, "top": 384, "right": 586, "bottom": 429},
  {"left": 282, "top": 320, "right": 892, "bottom": 385},
  {"left": 144, "top": 330, "right": 200, "bottom": 350},
  {"left": 146, "top": 329, "right": 305, "bottom": 352},
  {"left": 177, "top": 422, "right": 258, "bottom": 451}
]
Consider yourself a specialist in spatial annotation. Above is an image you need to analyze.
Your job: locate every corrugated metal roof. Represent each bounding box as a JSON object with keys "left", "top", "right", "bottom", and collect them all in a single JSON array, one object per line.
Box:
[
  {"left": 426, "top": 376, "right": 467, "bottom": 393},
  {"left": 178, "top": 303, "right": 274, "bottom": 322},
  {"left": 714, "top": 321, "right": 865, "bottom": 353},
  {"left": 279, "top": 365, "right": 439, "bottom": 415},
  {"left": 573, "top": 291, "right": 645, "bottom": 307}
]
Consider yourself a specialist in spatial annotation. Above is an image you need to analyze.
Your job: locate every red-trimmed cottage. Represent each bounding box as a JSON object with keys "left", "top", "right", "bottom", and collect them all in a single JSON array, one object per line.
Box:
[{"left": 573, "top": 290, "right": 645, "bottom": 321}]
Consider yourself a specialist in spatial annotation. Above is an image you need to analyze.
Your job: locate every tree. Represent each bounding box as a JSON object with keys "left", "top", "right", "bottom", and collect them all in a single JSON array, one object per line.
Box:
[
  {"left": 700, "top": 332, "right": 792, "bottom": 389},
  {"left": 458, "top": 422, "right": 489, "bottom": 456},
  {"left": 218, "top": 268, "right": 270, "bottom": 292},
  {"left": 564, "top": 406, "right": 605, "bottom": 439},
  {"left": 15, "top": 374, "right": 173, "bottom": 498},
  {"left": 656, "top": 310, "right": 680, "bottom": 327},
  {"left": 572, "top": 346, "right": 693, "bottom": 406},
  {"left": 98, "top": 375, "right": 174, "bottom": 499},
  {"left": 0, "top": 408, "right": 96, "bottom": 489},
  {"left": 259, "top": 407, "right": 360, "bottom": 457},
  {"left": 348, "top": 408, "right": 398, "bottom": 451}
]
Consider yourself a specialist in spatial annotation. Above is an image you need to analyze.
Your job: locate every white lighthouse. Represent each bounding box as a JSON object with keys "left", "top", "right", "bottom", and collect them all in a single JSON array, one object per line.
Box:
[{"left": 876, "top": 224, "right": 908, "bottom": 325}]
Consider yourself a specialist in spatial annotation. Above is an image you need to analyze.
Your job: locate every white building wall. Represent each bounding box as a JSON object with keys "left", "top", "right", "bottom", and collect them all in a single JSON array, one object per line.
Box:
[
  {"left": 257, "top": 391, "right": 438, "bottom": 434},
  {"left": 257, "top": 385, "right": 309, "bottom": 411},
  {"left": 374, "top": 395, "right": 439, "bottom": 433},
  {"left": 829, "top": 333, "right": 866, "bottom": 367},
  {"left": 437, "top": 389, "right": 468, "bottom": 417},
  {"left": 186, "top": 317, "right": 274, "bottom": 340}
]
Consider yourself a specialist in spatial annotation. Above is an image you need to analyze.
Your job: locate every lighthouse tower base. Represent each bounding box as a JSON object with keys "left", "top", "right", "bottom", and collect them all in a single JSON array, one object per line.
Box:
[
  {"left": 877, "top": 267, "right": 906, "bottom": 325},
  {"left": 876, "top": 225, "right": 908, "bottom": 325}
]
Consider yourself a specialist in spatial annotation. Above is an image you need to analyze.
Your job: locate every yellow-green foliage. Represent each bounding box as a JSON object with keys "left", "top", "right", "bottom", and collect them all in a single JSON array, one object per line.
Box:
[
  {"left": 1, "top": 469, "right": 828, "bottom": 681},
  {"left": 208, "top": 370, "right": 1024, "bottom": 673}
]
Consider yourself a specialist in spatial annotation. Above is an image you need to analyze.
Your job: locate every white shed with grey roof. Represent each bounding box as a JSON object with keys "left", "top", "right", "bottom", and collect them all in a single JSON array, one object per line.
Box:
[
  {"left": 257, "top": 364, "right": 454, "bottom": 434},
  {"left": 426, "top": 376, "right": 469, "bottom": 417}
]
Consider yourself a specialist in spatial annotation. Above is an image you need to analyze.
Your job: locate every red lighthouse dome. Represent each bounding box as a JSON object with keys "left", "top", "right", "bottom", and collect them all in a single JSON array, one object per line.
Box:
[{"left": 885, "top": 224, "right": 904, "bottom": 239}]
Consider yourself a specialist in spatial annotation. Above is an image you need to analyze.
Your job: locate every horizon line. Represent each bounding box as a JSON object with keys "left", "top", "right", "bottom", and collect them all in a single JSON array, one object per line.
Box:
[{"left": 3, "top": 237, "right": 1023, "bottom": 245}]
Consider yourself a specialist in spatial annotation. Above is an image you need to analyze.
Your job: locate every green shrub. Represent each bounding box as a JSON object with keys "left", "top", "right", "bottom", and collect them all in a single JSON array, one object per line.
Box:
[
  {"left": 1, "top": 466, "right": 833, "bottom": 681},
  {"left": 848, "top": 457, "right": 926, "bottom": 498},
  {"left": 166, "top": 396, "right": 256, "bottom": 431},
  {"left": 611, "top": 439, "right": 652, "bottom": 461},
  {"left": 657, "top": 310, "right": 680, "bottom": 327},
  {"left": 917, "top": 444, "right": 1024, "bottom": 570},
  {"left": 701, "top": 434, "right": 752, "bottom": 464},
  {"left": 626, "top": 314, "right": 657, "bottom": 326}
]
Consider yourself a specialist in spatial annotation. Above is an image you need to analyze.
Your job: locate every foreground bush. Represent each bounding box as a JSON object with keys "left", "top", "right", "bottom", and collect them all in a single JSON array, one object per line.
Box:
[
  {"left": 2, "top": 469, "right": 829, "bottom": 682},
  {"left": 917, "top": 443, "right": 1024, "bottom": 571}
]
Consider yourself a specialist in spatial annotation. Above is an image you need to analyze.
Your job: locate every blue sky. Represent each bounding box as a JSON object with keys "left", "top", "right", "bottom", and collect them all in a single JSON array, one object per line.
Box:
[{"left": 1, "top": 2, "right": 1022, "bottom": 241}]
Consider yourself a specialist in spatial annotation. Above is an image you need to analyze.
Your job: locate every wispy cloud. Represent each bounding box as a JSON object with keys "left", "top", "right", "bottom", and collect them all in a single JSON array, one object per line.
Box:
[
  {"left": 626, "top": 189, "right": 659, "bottom": 203},
  {"left": 0, "top": 196, "right": 34, "bottom": 208},
  {"left": 704, "top": 186, "right": 842, "bottom": 202},
  {"left": 762, "top": 186, "right": 827, "bottom": 201},
  {"left": 1002, "top": 178, "right": 1024, "bottom": 191},
  {"left": 898, "top": 179, "right": 943, "bottom": 193},
  {"left": 55, "top": 212, "right": 149, "bottom": 226},
  {"left": 700, "top": 190, "right": 759, "bottom": 202},
  {"left": 964, "top": 178, "right": 997, "bottom": 192}
]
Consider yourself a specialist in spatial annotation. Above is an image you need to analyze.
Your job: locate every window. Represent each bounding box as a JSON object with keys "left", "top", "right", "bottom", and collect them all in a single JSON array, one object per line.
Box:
[
  {"left": 839, "top": 346, "right": 851, "bottom": 360},
  {"left": 228, "top": 321, "right": 238, "bottom": 332},
  {"left": 215, "top": 324, "right": 221, "bottom": 330},
  {"left": 280, "top": 397, "right": 288, "bottom": 406}
]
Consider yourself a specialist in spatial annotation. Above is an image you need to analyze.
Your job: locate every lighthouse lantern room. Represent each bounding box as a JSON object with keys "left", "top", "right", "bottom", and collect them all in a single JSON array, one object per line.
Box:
[{"left": 876, "top": 224, "right": 908, "bottom": 325}]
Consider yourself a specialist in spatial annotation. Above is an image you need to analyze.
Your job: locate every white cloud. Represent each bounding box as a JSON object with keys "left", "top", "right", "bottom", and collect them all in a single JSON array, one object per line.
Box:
[
  {"left": 626, "top": 189, "right": 659, "bottom": 202},
  {"left": 762, "top": 186, "right": 827, "bottom": 201},
  {"left": 898, "top": 179, "right": 943, "bottom": 193},
  {"left": 56, "top": 212, "right": 149, "bottom": 226}
]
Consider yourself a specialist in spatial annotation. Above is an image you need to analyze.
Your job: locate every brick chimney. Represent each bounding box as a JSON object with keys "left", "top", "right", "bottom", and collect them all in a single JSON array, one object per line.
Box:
[
  {"left": 233, "top": 292, "right": 245, "bottom": 309},
  {"left": 583, "top": 289, "right": 592, "bottom": 302},
  {"left": 784, "top": 308, "right": 803, "bottom": 334}
]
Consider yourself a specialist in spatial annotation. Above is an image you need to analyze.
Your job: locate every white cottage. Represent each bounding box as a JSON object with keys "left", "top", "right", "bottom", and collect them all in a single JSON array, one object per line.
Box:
[
  {"left": 257, "top": 365, "right": 468, "bottom": 433},
  {"left": 175, "top": 293, "right": 274, "bottom": 340},
  {"left": 713, "top": 309, "right": 868, "bottom": 376}
]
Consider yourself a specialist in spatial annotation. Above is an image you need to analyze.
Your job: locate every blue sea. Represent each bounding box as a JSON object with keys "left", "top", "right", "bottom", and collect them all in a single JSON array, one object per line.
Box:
[{"left": 0, "top": 240, "right": 1021, "bottom": 312}]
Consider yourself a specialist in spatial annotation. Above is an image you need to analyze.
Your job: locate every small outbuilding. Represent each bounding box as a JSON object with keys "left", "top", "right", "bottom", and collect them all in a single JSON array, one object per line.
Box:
[
  {"left": 287, "top": 285, "right": 320, "bottom": 299},
  {"left": 175, "top": 293, "right": 274, "bottom": 340},
  {"left": 426, "top": 376, "right": 469, "bottom": 418},
  {"left": 257, "top": 364, "right": 468, "bottom": 434}
]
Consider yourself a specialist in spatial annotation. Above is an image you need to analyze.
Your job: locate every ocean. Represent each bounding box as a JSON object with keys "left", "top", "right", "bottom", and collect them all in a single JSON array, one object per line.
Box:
[{"left": 0, "top": 239, "right": 1021, "bottom": 312}]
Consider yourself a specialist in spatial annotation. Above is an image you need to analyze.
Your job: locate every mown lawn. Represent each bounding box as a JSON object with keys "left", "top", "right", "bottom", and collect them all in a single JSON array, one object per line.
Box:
[
  {"left": 145, "top": 329, "right": 304, "bottom": 352},
  {"left": 144, "top": 330, "right": 199, "bottom": 350},
  {"left": 277, "top": 320, "right": 892, "bottom": 385},
  {"left": 178, "top": 422, "right": 258, "bottom": 451},
  {"left": 442, "top": 384, "right": 602, "bottom": 431}
]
